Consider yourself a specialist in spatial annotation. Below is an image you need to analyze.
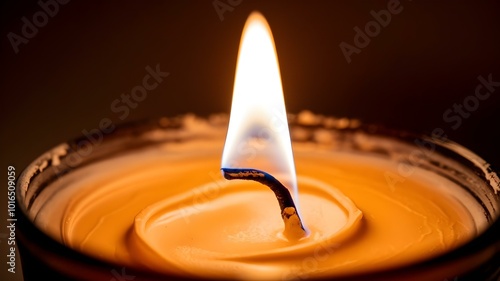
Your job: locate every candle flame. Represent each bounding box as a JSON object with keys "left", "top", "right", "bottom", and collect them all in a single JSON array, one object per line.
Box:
[{"left": 221, "top": 12, "right": 302, "bottom": 217}]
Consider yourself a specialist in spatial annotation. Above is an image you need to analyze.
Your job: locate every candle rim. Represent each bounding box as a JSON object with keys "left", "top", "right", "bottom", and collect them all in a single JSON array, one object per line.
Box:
[{"left": 15, "top": 112, "right": 500, "bottom": 280}]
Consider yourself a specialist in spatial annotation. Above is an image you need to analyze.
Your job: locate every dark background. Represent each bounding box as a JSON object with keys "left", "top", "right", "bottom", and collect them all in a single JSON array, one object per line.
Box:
[{"left": 1, "top": 1, "right": 499, "bottom": 280}]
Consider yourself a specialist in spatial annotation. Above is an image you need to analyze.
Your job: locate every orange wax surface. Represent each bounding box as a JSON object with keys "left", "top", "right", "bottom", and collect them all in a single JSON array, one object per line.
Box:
[{"left": 34, "top": 139, "right": 479, "bottom": 280}]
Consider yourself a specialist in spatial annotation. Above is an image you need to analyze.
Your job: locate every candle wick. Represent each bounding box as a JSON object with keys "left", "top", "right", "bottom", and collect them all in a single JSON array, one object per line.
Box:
[{"left": 220, "top": 168, "right": 307, "bottom": 241}]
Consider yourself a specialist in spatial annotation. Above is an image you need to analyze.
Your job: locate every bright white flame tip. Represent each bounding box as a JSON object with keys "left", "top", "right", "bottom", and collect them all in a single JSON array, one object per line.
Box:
[{"left": 221, "top": 12, "right": 303, "bottom": 218}]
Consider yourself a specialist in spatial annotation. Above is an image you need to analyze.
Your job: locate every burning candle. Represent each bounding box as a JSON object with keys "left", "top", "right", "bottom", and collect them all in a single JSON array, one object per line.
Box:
[{"left": 16, "top": 11, "right": 499, "bottom": 281}]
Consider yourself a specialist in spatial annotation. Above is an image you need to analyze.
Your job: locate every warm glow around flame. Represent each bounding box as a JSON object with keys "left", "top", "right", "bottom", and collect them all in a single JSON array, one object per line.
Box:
[{"left": 221, "top": 12, "right": 300, "bottom": 211}]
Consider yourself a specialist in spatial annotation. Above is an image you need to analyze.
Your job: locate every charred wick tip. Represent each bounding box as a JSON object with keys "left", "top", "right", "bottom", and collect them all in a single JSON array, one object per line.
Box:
[
  {"left": 221, "top": 167, "right": 307, "bottom": 240},
  {"left": 221, "top": 168, "right": 296, "bottom": 211}
]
